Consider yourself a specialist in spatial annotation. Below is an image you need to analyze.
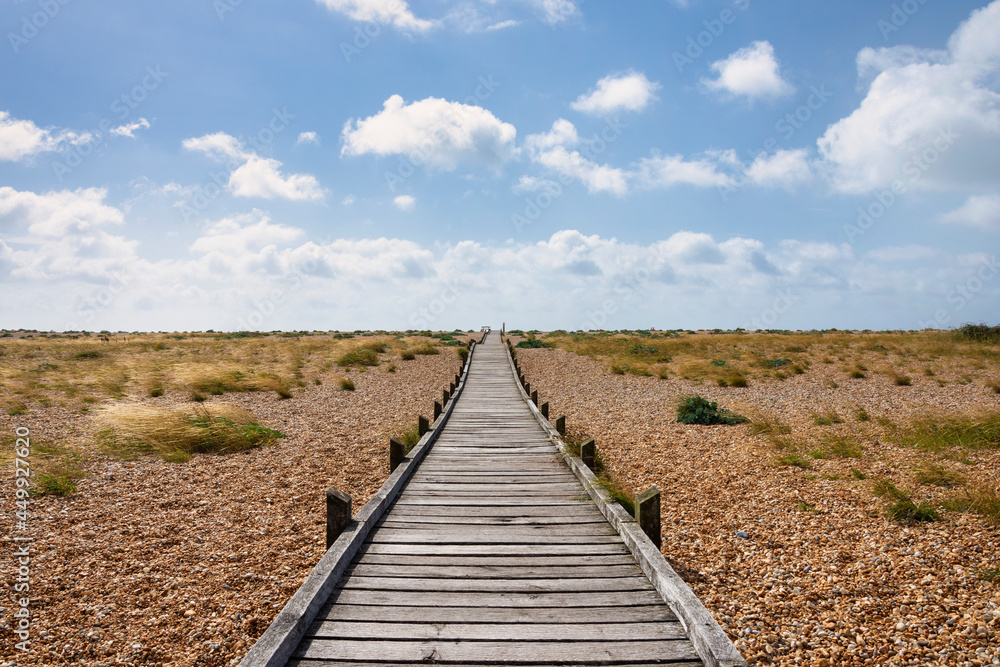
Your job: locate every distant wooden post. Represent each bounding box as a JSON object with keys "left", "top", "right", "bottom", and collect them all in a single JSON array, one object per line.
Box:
[
  {"left": 555, "top": 415, "right": 566, "bottom": 435},
  {"left": 524, "top": 381, "right": 531, "bottom": 396},
  {"left": 433, "top": 401, "right": 442, "bottom": 420},
  {"left": 580, "top": 438, "right": 595, "bottom": 469},
  {"left": 389, "top": 438, "right": 405, "bottom": 472},
  {"left": 449, "top": 381, "right": 455, "bottom": 395},
  {"left": 418, "top": 415, "right": 429, "bottom": 436},
  {"left": 530, "top": 390, "right": 538, "bottom": 405},
  {"left": 326, "top": 487, "right": 352, "bottom": 549},
  {"left": 636, "top": 487, "right": 661, "bottom": 547},
  {"left": 540, "top": 401, "right": 549, "bottom": 418},
  {"left": 443, "top": 388, "right": 450, "bottom": 404},
  {"left": 454, "top": 374, "right": 460, "bottom": 386}
]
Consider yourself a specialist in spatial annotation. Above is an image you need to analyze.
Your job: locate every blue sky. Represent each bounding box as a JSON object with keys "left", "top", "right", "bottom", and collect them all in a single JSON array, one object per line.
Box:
[{"left": 1, "top": 0, "right": 998, "bottom": 331}]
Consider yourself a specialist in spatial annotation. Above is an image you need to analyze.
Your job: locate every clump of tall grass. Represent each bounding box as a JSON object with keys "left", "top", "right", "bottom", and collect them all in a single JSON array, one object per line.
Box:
[
  {"left": 94, "top": 403, "right": 285, "bottom": 463},
  {"left": 898, "top": 412, "right": 1000, "bottom": 451},
  {"left": 871, "top": 478, "right": 938, "bottom": 523},
  {"left": 942, "top": 485, "right": 1000, "bottom": 524},
  {"left": 913, "top": 463, "right": 965, "bottom": 487}
]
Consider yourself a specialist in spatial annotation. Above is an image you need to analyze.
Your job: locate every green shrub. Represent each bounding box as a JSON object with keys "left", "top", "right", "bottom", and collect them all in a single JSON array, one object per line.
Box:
[
  {"left": 339, "top": 377, "right": 355, "bottom": 391},
  {"left": 955, "top": 323, "right": 1000, "bottom": 344},
  {"left": 516, "top": 338, "right": 550, "bottom": 349},
  {"left": 676, "top": 395, "right": 748, "bottom": 426}
]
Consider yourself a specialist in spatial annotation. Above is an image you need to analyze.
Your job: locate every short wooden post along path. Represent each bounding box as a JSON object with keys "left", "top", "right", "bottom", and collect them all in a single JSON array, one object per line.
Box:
[{"left": 242, "top": 331, "right": 745, "bottom": 667}]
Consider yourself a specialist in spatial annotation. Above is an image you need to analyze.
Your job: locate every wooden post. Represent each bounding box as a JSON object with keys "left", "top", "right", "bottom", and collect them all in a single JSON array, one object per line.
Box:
[
  {"left": 454, "top": 374, "right": 460, "bottom": 386},
  {"left": 580, "top": 438, "right": 595, "bottom": 469},
  {"left": 450, "top": 381, "right": 455, "bottom": 395},
  {"left": 326, "top": 487, "right": 351, "bottom": 549},
  {"left": 418, "top": 415, "right": 429, "bottom": 436},
  {"left": 636, "top": 486, "right": 661, "bottom": 547},
  {"left": 540, "top": 401, "right": 549, "bottom": 418},
  {"left": 530, "top": 390, "right": 538, "bottom": 405},
  {"left": 524, "top": 381, "right": 531, "bottom": 396},
  {"left": 389, "top": 438, "right": 405, "bottom": 472},
  {"left": 555, "top": 415, "right": 566, "bottom": 435},
  {"left": 433, "top": 400, "right": 442, "bottom": 420},
  {"left": 443, "top": 388, "right": 450, "bottom": 404}
]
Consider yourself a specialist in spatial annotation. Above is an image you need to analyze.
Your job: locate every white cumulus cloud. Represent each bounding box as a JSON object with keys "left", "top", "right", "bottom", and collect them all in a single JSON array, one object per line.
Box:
[
  {"left": 183, "top": 132, "right": 324, "bottom": 201},
  {"left": 109, "top": 118, "right": 151, "bottom": 138},
  {"left": 818, "top": 1, "right": 1000, "bottom": 193},
  {"left": 0, "top": 111, "right": 91, "bottom": 162},
  {"left": 296, "top": 131, "right": 320, "bottom": 146},
  {"left": 701, "top": 41, "right": 795, "bottom": 101},
  {"left": 393, "top": 194, "right": 416, "bottom": 211},
  {"left": 571, "top": 71, "right": 661, "bottom": 115},
  {"left": 314, "top": 0, "right": 436, "bottom": 32},
  {"left": 341, "top": 95, "right": 518, "bottom": 170},
  {"left": 941, "top": 194, "right": 1000, "bottom": 230}
]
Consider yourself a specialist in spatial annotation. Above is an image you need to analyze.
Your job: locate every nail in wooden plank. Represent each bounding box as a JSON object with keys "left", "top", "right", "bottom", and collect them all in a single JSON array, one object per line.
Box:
[
  {"left": 389, "top": 438, "right": 405, "bottom": 472},
  {"left": 580, "top": 438, "right": 595, "bottom": 469},
  {"left": 636, "top": 486, "right": 661, "bottom": 547},
  {"left": 326, "top": 487, "right": 351, "bottom": 549}
]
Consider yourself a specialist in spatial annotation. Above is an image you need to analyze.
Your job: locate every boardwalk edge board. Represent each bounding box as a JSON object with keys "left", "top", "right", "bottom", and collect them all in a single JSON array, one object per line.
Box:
[
  {"left": 502, "top": 336, "right": 748, "bottom": 667},
  {"left": 238, "top": 341, "right": 479, "bottom": 667}
]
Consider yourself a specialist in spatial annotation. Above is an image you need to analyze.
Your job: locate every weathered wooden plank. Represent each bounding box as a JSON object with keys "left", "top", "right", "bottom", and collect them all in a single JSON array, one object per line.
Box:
[
  {"left": 385, "top": 504, "right": 604, "bottom": 517},
  {"left": 357, "top": 542, "right": 629, "bottom": 556},
  {"left": 305, "top": 620, "right": 688, "bottom": 641},
  {"left": 378, "top": 514, "right": 606, "bottom": 525},
  {"left": 348, "top": 554, "right": 640, "bottom": 568},
  {"left": 294, "top": 639, "right": 701, "bottom": 663},
  {"left": 368, "top": 526, "right": 617, "bottom": 542},
  {"left": 337, "top": 576, "right": 655, "bottom": 594},
  {"left": 325, "top": 589, "right": 666, "bottom": 607},
  {"left": 376, "top": 520, "right": 614, "bottom": 533},
  {"left": 288, "top": 662, "right": 703, "bottom": 667},
  {"left": 316, "top": 603, "right": 678, "bottom": 624},
  {"left": 345, "top": 563, "right": 644, "bottom": 579}
]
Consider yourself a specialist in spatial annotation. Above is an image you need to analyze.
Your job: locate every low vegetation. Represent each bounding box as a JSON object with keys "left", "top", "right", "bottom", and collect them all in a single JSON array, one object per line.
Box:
[
  {"left": 676, "top": 395, "right": 748, "bottom": 426},
  {"left": 94, "top": 403, "right": 285, "bottom": 463},
  {"left": 871, "top": 478, "right": 939, "bottom": 523}
]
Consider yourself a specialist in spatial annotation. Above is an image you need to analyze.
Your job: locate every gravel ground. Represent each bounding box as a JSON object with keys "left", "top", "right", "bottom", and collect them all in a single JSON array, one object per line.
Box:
[
  {"left": 517, "top": 346, "right": 1000, "bottom": 667},
  {"left": 0, "top": 351, "right": 461, "bottom": 666}
]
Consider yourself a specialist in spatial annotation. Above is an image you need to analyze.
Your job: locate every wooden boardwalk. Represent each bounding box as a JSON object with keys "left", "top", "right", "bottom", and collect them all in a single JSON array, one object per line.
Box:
[{"left": 244, "top": 332, "right": 744, "bottom": 667}]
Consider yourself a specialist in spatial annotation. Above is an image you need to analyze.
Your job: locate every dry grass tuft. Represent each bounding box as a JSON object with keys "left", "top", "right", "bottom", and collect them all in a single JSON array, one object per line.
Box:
[{"left": 94, "top": 403, "right": 285, "bottom": 463}]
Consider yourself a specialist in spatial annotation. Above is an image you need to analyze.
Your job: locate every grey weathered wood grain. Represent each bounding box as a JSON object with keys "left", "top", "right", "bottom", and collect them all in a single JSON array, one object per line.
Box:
[
  {"left": 294, "top": 639, "right": 701, "bottom": 663},
  {"left": 305, "top": 620, "right": 688, "bottom": 641}
]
